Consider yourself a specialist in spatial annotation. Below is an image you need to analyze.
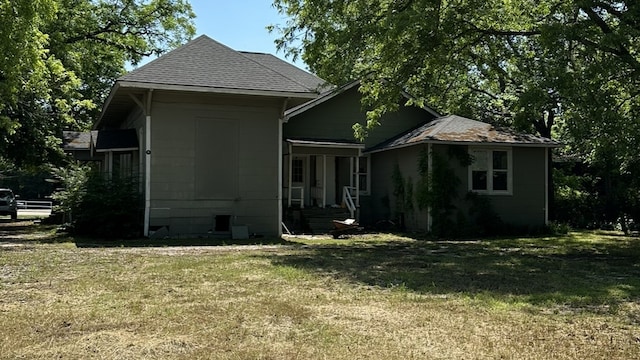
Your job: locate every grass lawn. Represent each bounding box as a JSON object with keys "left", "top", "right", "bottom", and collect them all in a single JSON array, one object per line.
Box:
[{"left": 1, "top": 221, "right": 640, "bottom": 359}]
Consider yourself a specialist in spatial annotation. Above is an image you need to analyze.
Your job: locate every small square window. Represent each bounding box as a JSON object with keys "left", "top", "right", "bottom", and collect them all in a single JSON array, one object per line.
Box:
[
  {"left": 493, "top": 151, "right": 508, "bottom": 170},
  {"left": 472, "top": 170, "right": 488, "bottom": 190},
  {"left": 493, "top": 171, "right": 508, "bottom": 191}
]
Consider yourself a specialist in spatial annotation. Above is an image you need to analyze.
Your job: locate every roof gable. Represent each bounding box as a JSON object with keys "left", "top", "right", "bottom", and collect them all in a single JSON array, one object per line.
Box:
[
  {"left": 284, "top": 80, "right": 440, "bottom": 121},
  {"left": 368, "top": 115, "right": 560, "bottom": 152},
  {"left": 120, "top": 35, "right": 325, "bottom": 95}
]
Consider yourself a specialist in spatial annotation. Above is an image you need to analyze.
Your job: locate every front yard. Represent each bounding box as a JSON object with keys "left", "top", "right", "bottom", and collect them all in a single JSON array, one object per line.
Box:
[{"left": 1, "top": 221, "right": 639, "bottom": 359}]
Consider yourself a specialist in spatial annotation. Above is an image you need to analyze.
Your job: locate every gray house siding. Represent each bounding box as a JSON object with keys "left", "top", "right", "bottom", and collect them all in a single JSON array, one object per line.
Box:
[
  {"left": 369, "top": 145, "right": 429, "bottom": 230},
  {"left": 284, "top": 86, "right": 433, "bottom": 148},
  {"left": 368, "top": 144, "right": 547, "bottom": 232},
  {"left": 147, "top": 91, "right": 282, "bottom": 236},
  {"left": 485, "top": 147, "right": 546, "bottom": 226}
]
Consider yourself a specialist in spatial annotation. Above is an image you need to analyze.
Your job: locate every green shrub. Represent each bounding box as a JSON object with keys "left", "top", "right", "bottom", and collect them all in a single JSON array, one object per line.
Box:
[{"left": 52, "top": 164, "right": 142, "bottom": 238}]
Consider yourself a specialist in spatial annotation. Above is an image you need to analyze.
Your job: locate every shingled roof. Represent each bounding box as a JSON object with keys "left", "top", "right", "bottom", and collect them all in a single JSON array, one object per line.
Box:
[
  {"left": 367, "top": 115, "right": 560, "bottom": 152},
  {"left": 119, "top": 35, "right": 325, "bottom": 94},
  {"left": 96, "top": 35, "right": 327, "bottom": 128},
  {"left": 62, "top": 131, "right": 93, "bottom": 151},
  {"left": 239, "top": 51, "right": 328, "bottom": 92}
]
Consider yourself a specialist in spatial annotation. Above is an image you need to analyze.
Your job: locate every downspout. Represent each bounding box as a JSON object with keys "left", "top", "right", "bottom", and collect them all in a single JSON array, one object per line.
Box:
[
  {"left": 288, "top": 143, "right": 293, "bottom": 207},
  {"left": 278, "top": 98, "right": 288, "bottom": 237},
  {"left": 278, "top": 118, "right": 284, "bottom": 237},
  {"left": 355, "top": 149, "right": 360, "bottom": 221},
  {"left": 144, "top": 89, "right": 153, "bottom": 237},
  {"left": 427, "top": 143, "right": 433, "bottom": 232},
  {"left": 544, "top": 147, "right": 549, "bottom": 226}
]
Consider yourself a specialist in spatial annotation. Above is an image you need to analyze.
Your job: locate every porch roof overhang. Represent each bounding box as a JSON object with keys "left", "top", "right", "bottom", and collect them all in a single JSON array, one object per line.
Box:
[
  {"left": 286, "top": 138, "right": 365, "bottom": 149},
  {"left": 92, "top": 129, "right": 139, "bottom": 153},
  {"left": 286, "top": 138, "right": 364, "bottom": 157}
]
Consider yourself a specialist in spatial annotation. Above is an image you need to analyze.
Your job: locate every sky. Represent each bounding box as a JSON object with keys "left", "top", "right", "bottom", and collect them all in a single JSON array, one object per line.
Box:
[{"left": 189, "top": 0, "right": 305, "bottom": 68}]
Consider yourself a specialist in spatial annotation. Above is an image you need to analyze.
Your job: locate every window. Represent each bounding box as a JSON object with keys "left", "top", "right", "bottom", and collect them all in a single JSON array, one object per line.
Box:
[
  {"left": 469, "top": 148, "right": 512, "bottom": 194},
  {"left": 292, "top": 158, "right": 303, "bottom": 183},
  {"left": 352, "top": 156, "right": 370, "bottom": 194},
  {"left": 119, "top": 153, "right": 132, "bottom": 176},
  {"left": 110, "top": 152, "right": 133, "bottom": 178}
]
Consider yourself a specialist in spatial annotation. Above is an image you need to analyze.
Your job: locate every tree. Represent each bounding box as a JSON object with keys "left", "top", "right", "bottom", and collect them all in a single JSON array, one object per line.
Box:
[
  {"left": 272, "top": 1, "right": 638, "bottom": 133},
  {"left": 272, "top": 0, "right": 640, "bottom": 223},
  {"left": 0, "top": 0, "right": 195, "bottom": 168}
]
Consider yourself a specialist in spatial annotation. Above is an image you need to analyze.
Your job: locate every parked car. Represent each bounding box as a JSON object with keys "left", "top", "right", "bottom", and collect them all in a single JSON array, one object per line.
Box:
[{"left": 0, "top": 188, "right": 18, "bottom": 220}]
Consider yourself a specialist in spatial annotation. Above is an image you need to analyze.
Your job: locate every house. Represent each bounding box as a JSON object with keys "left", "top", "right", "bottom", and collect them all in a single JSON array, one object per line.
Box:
[
  {"left": 365, "top": 115, "right": 559, "bottom": 232},
  {"left": 92, "top": 35, "right": 560, "bottom": 238},
  {"left": 62, "top": 129, "right": 139, "bottom": 173}
]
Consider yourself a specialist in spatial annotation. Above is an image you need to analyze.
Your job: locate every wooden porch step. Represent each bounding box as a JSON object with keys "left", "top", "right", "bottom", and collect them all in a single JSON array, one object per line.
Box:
[{"left": 301, "top": 207, "right": 353, "bottom": 234}]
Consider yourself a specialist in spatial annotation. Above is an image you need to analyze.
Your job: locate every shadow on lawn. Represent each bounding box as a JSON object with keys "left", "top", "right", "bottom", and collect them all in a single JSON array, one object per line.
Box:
[
  {"left": 0, "top": 220, "right": 296, "bottom": 247},
  {"left": 263, "top": 234, "right": 640, "bottom": 310},
  {"left": 74, "top": 237, "right": 296, "bottom": 248}
]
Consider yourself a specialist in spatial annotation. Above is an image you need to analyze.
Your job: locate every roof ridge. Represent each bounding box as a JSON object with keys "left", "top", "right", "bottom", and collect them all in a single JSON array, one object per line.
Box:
[
  {"left": 237, "top": 51, "right": 319, "bottom": 92},
  {"left": 239, "top": 50, "right": 270, "bottom": 55}
]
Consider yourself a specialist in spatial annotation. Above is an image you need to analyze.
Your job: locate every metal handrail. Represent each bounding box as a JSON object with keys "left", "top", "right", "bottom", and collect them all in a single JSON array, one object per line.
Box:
[{"left": 342, "top": 186, "right": 356, "bottom": 218}]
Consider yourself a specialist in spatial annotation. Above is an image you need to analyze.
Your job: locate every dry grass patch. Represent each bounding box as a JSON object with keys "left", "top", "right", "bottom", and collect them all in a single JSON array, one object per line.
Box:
[{"left": 1, "top": 223, "right": 640, "bottom": 359}]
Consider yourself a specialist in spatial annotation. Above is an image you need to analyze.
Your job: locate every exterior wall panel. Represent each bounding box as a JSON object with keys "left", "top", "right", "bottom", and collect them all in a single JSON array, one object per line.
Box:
[
  {"left": 284, "top": 86, "right": 434, "bottom": 148},
  {"left": 368, "top": 144, "right": 547, "bottom": 232},
  {"left": 148, "top": 91, "right": 282, "bottom": 236}
]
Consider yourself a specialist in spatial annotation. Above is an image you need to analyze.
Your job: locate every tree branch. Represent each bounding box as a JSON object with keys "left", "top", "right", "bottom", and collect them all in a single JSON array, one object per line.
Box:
[{"left": 580, "top": 5, "right": 640, "bottom": 70}]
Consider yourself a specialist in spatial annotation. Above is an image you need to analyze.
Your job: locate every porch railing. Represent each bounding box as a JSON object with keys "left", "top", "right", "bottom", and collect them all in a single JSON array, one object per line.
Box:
[
  {"left": 342, "top": 186, "right": 356, "bottom": 218},
  {"left": 289, "top": 186, "right": 304, "bottom": 208}
]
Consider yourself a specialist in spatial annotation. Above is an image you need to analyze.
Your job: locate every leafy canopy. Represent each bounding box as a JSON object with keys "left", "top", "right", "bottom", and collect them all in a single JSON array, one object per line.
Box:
[
  {"left": 272, "top": 0, "right": 639, "bottom": 144},
  {"left": 0, "top": 0, "right": 195, "bottom": 168}
]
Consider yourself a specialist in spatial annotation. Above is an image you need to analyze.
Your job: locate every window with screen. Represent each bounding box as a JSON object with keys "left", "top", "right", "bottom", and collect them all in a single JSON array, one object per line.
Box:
[{"left": 469, "top": 148, "right": 512, "bottom": 194}]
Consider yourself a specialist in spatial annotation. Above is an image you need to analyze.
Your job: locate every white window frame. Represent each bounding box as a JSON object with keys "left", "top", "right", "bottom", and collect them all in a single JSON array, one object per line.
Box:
[
  {"left": 468, "top": 147, "right": 513, "bottom": 195},
  {"left": 291, "top": 157, "right": 304, "bottom": 183},
  {"left": 351, "top": 155, "right": 371, "bottom": 195}
]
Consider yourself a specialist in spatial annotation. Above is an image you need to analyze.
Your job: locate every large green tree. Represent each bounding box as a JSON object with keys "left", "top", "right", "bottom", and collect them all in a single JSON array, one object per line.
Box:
[
  {"left": 272, "top": 0, "right": 640, "bottom": 223},
  {"left": 0, "top": 0, "right": 195, "bottom": 168}
]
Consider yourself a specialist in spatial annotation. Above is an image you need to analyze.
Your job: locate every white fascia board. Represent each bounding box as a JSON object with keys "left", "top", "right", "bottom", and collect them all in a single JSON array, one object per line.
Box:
[
  {"left": 95, "top": 147, "right": 139, "bottom": 153},
  {"left": 117, "top": 81, "right": 319, "bottom": 99},
  {"left": 287, "top": 140, "right": 365, "bottom": 149},
  {"left": 94, "top": 82, "right": 121, "bottom": 130}
]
